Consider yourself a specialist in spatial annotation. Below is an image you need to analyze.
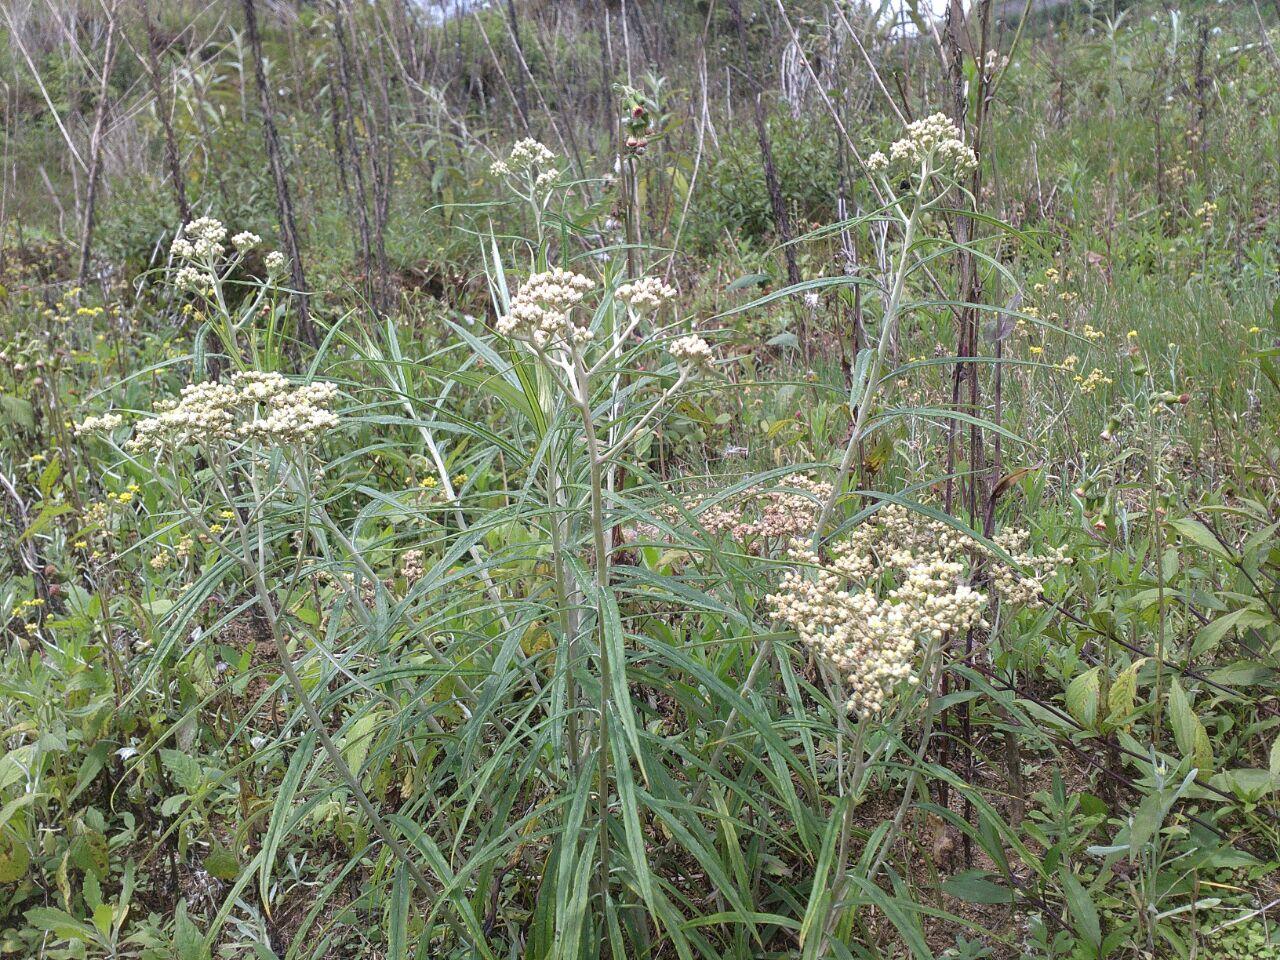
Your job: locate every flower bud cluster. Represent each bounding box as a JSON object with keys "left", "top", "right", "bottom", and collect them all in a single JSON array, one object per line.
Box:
[
  {"left": 615, "top": 277, "right": 676, "bottom": 312},
  {"left": 766, "top": 504, "right": 1066, "bottom": 717},
  {"left": 866, "top": 113, "right": 976, "bottom": 181},
  {"left": 669, "top": 334, "right": 713, "bottom": 372},
  {"left": 75, "top": 412, "right": 124, "bottom": 436},
  {"left": 175, "top": 265, "right": 212, "bottom": 293},
  {"left": 769, "top": 538, "right": 986, "bottom": 718},
  {"left": 401, "top": 549, "right": 426, "bottom": 584},
  {"left": 496, "top": 268, "right": 597, "bottom": 348},
  {"left": 983, "top": 526, "right": 1072, "bottom": 607},
  {"left": 171, "top": 217, "right": 227, "bottom": 260},
  {"left": 490, "top": 138, "right": 557, "bottom": 180},
  {"left": 232, "top": 231, "right": 261, "bottom": 251},
  {"left": 126, "top": 371, "right": 339, "bottom": 453},
  {"left": 624, "top": 474, "right": 831, "bottom": 550}
]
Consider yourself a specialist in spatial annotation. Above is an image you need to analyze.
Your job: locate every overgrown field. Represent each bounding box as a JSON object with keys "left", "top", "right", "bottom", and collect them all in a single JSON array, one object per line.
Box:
[{"left": 2, "top": 1, "right": 1280, "bottom": 958}]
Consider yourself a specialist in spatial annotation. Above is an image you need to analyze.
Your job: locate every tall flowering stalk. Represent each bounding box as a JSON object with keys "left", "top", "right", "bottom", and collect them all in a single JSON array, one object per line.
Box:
[
  {"left": 812, "top": 114, "right": 978, "bottom": 542},
  {"left": 166, "top": 217, "right": 289, "bottom": 372},
  {"left": 761, "top": 115, "right": 1062, "bottom": 956},
  {"left": 485, "top": 140, "right": 712, "bottom": 911},
  {"left": 77, "top": 361, "right": 448, "bottom": 906}
]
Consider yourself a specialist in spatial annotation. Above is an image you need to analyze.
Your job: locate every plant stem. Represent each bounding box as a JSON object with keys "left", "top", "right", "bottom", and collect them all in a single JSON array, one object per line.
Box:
[{"left": 813, "top": 200, "right": 920, "bottom": 543}]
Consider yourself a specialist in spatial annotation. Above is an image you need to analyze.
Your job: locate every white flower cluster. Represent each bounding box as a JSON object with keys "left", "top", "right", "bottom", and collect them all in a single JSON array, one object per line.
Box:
[
  {"left": 75, "top": 412, "right": 124, "bottom": 436},
  {"left": 171, "top": 217, "right": 228, "bottom": 260},
  {"left": 232, "top": 231, "right": 261, "bottom": 251},
  {"left": 866, "top": 112, "right": 977, "bottom": 181},
  {"left": 769, "top": 541, "right": 986, "bottom": 718},
  {"left": 986, "top": 526, "right": 1073, "bottom": 606},
  {"left": 490, "top": 138, "right": 558, "bottom": 184},
  {"left": 265, "top": 250, "right": 287, "bottom": 273},
  {"left": 496, "top": 268, "right": 596, "bottom": 348},
  {"left": 127, "top": 371, "right": 339, "bottom": 453},
  {"left": 767, "top": 505, "right": 1066, "bottom": 717},
  {"left": 669, "top": 334, "right": 713, "bottom": 371},
  {"left": 615, "top": 277, "right": 676, "bottom": 312},
  {"left": 625, "top": 473, "right": 832, "bottom": 550},
  {"left": 174, "top": 265, "right": 212, "bottom": 293}
]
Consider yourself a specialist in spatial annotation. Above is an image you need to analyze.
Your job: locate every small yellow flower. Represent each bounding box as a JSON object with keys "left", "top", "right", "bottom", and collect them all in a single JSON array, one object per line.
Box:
[
  {"left": 1127, "top": 330, "right": 1138, "bottom": 339},
  {"left": 209, "top": 523, "right": 224, "bottom": 535},
  {"left": 73, "top": 540, "right": 87, "bottom": 549},
  {"left": 219, "top": 510, "right": 235, "bottom": 519},
  {"left": 1029, "top": 346, "right": 1044, "bottom": 356},
  {"left": 1248, "top": 326, "right": 1262, "bottom": 335}
]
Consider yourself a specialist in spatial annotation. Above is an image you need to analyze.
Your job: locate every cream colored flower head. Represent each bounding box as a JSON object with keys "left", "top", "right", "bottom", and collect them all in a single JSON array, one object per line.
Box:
[
  {"left": 877, "top": 113, "right": 976, "bottom": 183},
  {"left": 491, "top": 138, "right": 558, "bottom": 183},
  {"left": 496, "top": 268, "right": 596, "bottom": 348},
  {"left": 176, "top": 217, "right": 228, "bottom": 259},
  {"left": 174, "top": 265, "right": 213, "bottom": 294},
  {"left": 127, "top": 372, "right": 339, "bottom": 453},
  {"left": 767, "top": 504, "right": 1065, "bottom": 718},
  {"left": 615, "top": 277, "right": 676, "bottom": 312},
  {"left": 669, "top": 334, "right": 713, "bottom": 372},
  {"left": 75, "top": 412, "right": 124, "bottom": 436}
]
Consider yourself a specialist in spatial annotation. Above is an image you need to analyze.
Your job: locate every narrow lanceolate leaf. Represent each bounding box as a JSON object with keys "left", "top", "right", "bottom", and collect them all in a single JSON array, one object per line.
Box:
[
  {"left": 799, "top": 795, "right": 846, "bottom": 957},
  {"left": 609, "top": 722, "right": 657, "bottom": 918},
  {"left": 388, "top": 865, "right": 409, "bottom": 960},
  {"left": 600, "top": 586, "right": 647, "bottom": 784},
  {"left": 260, "top": 732, "right": 315, "bottom": 916},
  {"left": 1065, "top": 667, "right": 1101, "bottom": 731}
]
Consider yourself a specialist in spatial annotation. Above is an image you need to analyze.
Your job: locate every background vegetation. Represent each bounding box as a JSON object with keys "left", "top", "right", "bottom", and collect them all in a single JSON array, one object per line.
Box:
[{"left": 2, "top": 0, "right": 1280, "bottom": 957}]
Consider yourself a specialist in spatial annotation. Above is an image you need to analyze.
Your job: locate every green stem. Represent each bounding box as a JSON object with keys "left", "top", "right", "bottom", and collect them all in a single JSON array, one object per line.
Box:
[{"left": 812, "top": 199, "right": 920, "bottom": 543}]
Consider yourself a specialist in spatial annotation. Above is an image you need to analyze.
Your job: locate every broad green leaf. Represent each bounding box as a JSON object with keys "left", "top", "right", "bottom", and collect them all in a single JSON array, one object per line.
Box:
[{"left": 1066, "top": 667, "right": 1101, "bottom": 730}]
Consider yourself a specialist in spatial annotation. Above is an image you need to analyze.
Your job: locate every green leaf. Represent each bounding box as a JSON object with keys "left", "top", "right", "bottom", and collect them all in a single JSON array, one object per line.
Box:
[
  {"left": 1168, "top": 678, "right": 1212, "bottom": 773},
  {"left": 1105, "top": 660, "right": 1140, "bottom": 725},
  {"left": 340, "top": 710, "right": 384, "bottom": 778},
  {"left": 1059, "top": 868, "right": 1101, "bottom": 949},
  {"left": 1168, "top": 518, "right": 1233, "bottom": 561},
  {"left": 799, "top": 796, "right": 845, "bottom": 956},
  {"left": 204, "top": 844, "right": 240, "bottom": 881},
  {"left": 161, "top": 749, "right": 205, "bottom": 793},
  {"left": 1210, "top": 768, "right": 1274, "bottom": 802},
  {"left": 0, "top": 831, "right": 30, "bottom": 883},
  {"left": 0, "top": 395, "right": 35, "bottom": 431},
  {"left": 726, "top": 272, "right": 770, "bottom": 292},
  {"left": 92, "top": 903, "right": 114, "bottom": 937},
  {"left": 24, "top": 907, "right": 97, "bottom": 944},
  {"left": 260, "top": 732, "right": 314, "bottom": 914},
  {"left": 1066, "top": 667, "right": 1101, "bottom": 730},
  {"left": 940, "top": 871, "right": 1015, "bottom": 904}
]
